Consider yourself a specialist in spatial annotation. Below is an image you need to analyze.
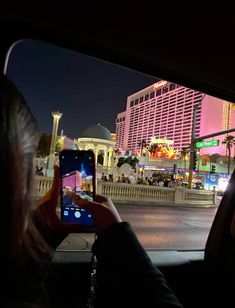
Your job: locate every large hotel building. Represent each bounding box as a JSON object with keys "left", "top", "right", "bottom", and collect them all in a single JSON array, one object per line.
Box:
[{"left": 115, "top": 80, "right": 235, "bottom": 156}]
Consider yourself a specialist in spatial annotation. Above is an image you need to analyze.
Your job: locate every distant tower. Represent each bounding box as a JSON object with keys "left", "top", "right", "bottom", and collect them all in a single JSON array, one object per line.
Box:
[
  {"left": 46, "top": 111, "right": 63, "bottom": 176},
  {"left": 49, "top": 111, "right": 63, "bottom": 155}
]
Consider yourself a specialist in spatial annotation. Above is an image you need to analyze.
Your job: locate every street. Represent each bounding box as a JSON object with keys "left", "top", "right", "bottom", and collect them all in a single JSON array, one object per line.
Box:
[
  {"left": 116, "top": 203, "right": 218, "bottom": 249},
  {"left": 57, "top": 202, "right": 218, "bottom": 251}
]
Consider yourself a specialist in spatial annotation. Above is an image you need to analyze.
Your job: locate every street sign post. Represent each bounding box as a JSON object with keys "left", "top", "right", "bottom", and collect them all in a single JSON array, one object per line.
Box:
[
  {"left": 196, "top": 140, "right": 219, "bottom": 149},
  {"left": 188, "top": 127, "right": 235, "bottom": 189}
]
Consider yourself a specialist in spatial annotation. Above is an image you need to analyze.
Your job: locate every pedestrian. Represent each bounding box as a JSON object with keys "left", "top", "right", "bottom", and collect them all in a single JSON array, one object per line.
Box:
[
  {"left": 108, "top": 174, "right": 113, "bottom": 182},
  {"left": 0, "top": 75, "right": 183, "bottom": 307},
  {"left": 120, "top": 173, "right": 125, "bottom": 183},
  {"left": 143, "top": 177, "right": 149, "bottom": 185},
  {"left": 101, "top": 172, "right": 106, "bottom": 181},
  {"left": 158, "top": 178, "right": 165, "bottom": 187}
]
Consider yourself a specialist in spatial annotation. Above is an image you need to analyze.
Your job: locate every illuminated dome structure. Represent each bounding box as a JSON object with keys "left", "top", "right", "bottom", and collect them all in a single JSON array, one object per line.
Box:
[
  {"left": 76, "top": 124, "right": 116, "bottom": 167},
  {"left": 80, "top": 124, "right": 113, "bottom": 141}
]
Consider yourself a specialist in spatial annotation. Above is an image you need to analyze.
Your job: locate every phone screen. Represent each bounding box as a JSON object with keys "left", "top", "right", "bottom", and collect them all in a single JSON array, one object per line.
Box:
[{"left": 59, "top": 150, "right": 95, "bottom": 225}]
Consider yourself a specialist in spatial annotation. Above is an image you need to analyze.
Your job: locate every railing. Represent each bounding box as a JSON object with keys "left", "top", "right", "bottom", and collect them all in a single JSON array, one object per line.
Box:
[
  {"left": 97, "top": 181, "right": 175, "bottom": 203},
  {"left": 34, "top": 176, "right": 217, "bottom": 206},
  {"left": 34, "top": 176, "right": 53, "bottom": 200},
  {"left": 174, "top": 187, "right": 216, "bottom": 205}
]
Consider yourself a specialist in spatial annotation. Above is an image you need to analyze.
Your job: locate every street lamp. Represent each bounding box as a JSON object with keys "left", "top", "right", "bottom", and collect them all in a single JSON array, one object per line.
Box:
[
  {"left": 49, "top": 111, "right": 63, "bottom": 155},
  {"left": 46, "top": 111, "right": 63, "bottom": 176},
  {"left": 188, "top": 104, "right": 200, "bottom": 189}
]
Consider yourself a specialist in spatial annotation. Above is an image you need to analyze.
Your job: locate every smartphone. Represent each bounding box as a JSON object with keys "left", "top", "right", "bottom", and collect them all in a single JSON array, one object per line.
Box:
[{"left": 59, "top": 149, "right": 96, "bottom": 225}]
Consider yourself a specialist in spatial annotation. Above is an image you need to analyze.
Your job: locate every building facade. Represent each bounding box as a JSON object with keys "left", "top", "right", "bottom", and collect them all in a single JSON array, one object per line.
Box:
[
  {"left": 115, "top": 111, "right": 126, "bottom": 151},
  {"left": 116, "top": 80, "right": 235, "bottom": 156}
]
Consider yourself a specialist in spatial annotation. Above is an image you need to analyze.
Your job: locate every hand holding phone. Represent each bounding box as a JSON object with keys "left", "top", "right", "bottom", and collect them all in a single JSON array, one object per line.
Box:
[
  {"left": 65, "top": 193, "right": 122, "bottom": 233},
  {"left": 59, "top": 150, "right": 96, "bottom": 225}
]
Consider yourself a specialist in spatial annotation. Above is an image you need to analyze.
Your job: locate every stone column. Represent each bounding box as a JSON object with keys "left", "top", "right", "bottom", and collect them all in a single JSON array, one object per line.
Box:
[
  {"left": 95, "top": 146, "right": 100, "bottom": 165},
  {"left": 108, "top": 148, "right": 113, "bottom": 166},
  {"left": 103, "top": 146, "right": 108, "bottom": 166}
]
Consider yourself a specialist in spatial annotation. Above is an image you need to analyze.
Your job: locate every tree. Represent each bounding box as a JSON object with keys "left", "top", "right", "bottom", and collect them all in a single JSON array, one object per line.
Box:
[
  {"left": 209, "top": 153, "right": 221, "bottom": 163},
  {"left": 114, "top": 148, "right": 121, "bottom": 155},
  {"left": 222, "top": 135, "right": 235, "bottom": 174},
  {"left": 117, "top": 157, "right": 126, "bottom": 167},
  {"left": 131, "top": 156, "right": 139, "bottom": 167},
  {"left": 180, "top": 147, "right": 188, "bottom": 169},
  {"left": 148, "top": 144, "right": 157, "bottom": 157},
  {"left": 55, "top": 136, "right": 65, "bottom": 154},
  {"left": 112, "top": 148, "right": 120, "bottom": 166},
  {"left": 37, "top": 133, "right": 51, "bottom": 157},
  {"left": 137, "top": 139, "right": 147, "bottom": 156},
  {"left": 117, "top": 156, "right": 139, "bottom": 168}
]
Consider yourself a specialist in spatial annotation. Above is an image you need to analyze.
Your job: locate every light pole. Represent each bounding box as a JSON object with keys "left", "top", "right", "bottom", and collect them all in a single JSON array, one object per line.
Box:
[
  {"left": 46, "top": 111, "right": 63, "bottom": 176},
  {"left": 188, "top": 93, "right": 207, "bottom": 189},
  {"left": 50, "top": 111, "right": 63, "bottom": 155},
  {"left": 188, "top": 104, "right": 199, "bottom": 189}
]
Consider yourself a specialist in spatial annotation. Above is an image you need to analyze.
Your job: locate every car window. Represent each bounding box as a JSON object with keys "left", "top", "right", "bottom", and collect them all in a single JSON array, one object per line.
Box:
[{"left": 6, "top": 40, "right": 235, "bottom": 251}]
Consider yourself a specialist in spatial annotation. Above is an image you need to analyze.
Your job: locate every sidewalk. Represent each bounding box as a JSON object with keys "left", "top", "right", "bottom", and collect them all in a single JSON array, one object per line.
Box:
[{"left": 113, "top": 199, "right": 220, "bottom": 208}]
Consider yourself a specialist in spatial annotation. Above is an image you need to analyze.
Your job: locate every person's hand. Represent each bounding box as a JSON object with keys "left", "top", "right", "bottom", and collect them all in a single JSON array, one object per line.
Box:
[
  {"left": 67, "top": 192, "right": 122, "bottom": 234},
  {"left": 35, "top": 165, "right": 94, "bottom": 234}
]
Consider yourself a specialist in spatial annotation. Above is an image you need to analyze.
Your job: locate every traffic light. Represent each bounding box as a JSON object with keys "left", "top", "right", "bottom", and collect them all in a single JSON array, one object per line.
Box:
[
  {"left": 211, "top": 164, "right": 216, "bottom": 173},
  {"left": 192, "top": 151, "right": 198, "bottom": 170}
]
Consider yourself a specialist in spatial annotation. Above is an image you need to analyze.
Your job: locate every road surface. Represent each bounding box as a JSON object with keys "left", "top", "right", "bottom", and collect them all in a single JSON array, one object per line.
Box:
[{"left": 57, "top": 203, "right": 218, "bottom": 251}]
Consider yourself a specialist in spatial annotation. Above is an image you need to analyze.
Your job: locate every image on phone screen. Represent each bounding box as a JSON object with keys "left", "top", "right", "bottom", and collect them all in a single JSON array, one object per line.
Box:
[{"left": 59, "top": 150, "right": 95, "bottom": 225}]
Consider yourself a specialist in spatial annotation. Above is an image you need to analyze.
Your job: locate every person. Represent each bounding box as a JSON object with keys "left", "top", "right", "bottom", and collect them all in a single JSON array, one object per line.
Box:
[
  {"left": 108, "top": 174, "right": 113, "bottom": 182},
  {"left": 120, "top": 173, "right": 125, "bottom": 183},
  {"left": 168, "top": 179, "right": 174, "bottom": 188},
  {"left": 36, "top": 165, "right": 44, "bottom": 176},
  {"left": 158, "top": 178, "right": 165, "bottom": 187},
  {"left": 101, "top": 172, "right": 105, "bottom": 181},
  {"left": 0, "top": 75, "right": 183, "bottom": 307},
  {"left": 143, "top": 177, "right": 149, "bottom": 185}
]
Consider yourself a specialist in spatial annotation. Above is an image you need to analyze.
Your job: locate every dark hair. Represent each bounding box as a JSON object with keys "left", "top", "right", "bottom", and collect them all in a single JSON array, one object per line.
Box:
[{"left": 0, "top": 76, "right": 51, "bottom": 269}]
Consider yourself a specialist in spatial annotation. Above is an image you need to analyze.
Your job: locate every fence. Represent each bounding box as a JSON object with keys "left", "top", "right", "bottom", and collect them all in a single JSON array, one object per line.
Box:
[{"left": 34, "top": 176, "right": 217, "bottom": 206}]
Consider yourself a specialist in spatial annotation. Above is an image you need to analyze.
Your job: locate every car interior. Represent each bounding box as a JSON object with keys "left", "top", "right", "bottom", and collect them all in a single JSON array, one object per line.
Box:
[{"left": 1, "top": 6, "right": 235, "bottom": 307}]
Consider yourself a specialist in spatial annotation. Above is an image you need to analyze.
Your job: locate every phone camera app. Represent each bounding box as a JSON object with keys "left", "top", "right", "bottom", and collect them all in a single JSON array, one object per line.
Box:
[{"left": 60, "top": 151, "right": 94, "bottom": 226}]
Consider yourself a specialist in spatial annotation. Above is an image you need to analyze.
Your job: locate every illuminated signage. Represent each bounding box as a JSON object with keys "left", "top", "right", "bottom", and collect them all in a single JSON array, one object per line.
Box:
[
  {"left": 150, "top": 136, "right": 174, "bottom": 145},
  {"left": 153, "top": 80, "right": 167, "bottom": 89},
  {"left": 196, "top": 140, "right": 219, "bottom": 149}
]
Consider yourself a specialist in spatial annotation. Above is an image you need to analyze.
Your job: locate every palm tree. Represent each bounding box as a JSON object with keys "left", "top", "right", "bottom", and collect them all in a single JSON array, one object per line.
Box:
[
  {"left": 148, "top": 144, "right": 157, "bottom": 157},
  {"left": 222, "top": 135, "right": 235, "bottom": 174},
  {"left": 137, "top": 139, "right": 147, "bottom": 156},
  {"left": 180, "top": 147, "right": 188, "bottom": 170}
]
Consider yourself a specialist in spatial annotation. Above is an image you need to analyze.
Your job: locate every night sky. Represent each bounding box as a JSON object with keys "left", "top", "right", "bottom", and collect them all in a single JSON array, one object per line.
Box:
[{"left": 6, "top": 40, "right": 157, "bottom": 139}]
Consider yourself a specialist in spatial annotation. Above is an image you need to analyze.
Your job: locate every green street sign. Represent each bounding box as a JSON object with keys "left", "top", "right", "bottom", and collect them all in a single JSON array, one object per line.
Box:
[{"left": 196, "top": 140, "right": 219, "bottom": 149}]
